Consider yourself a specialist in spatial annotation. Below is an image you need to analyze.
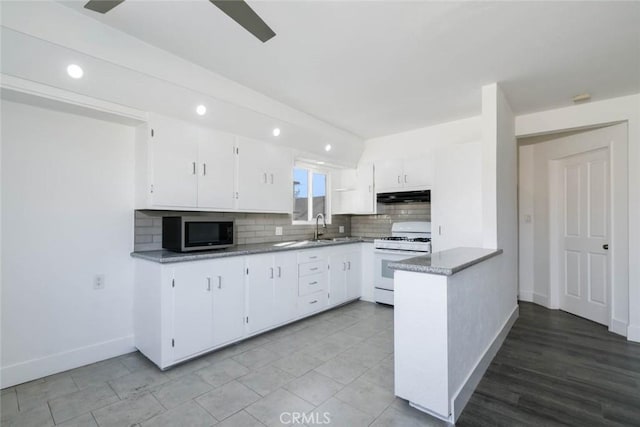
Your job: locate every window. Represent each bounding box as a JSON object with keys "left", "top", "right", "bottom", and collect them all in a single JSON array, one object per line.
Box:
[{"left": 293, "top": 167, "right": 330, "bottom": 223}]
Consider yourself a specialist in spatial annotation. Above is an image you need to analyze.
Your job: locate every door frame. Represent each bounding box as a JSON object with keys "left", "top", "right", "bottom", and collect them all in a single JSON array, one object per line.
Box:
[{"left": 544, "top": 124, "right": 628, "bottom": 334}]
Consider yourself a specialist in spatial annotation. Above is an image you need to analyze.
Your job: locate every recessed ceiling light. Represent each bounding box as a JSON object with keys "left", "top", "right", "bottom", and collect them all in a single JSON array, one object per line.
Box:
[
  {"left": 317, "top": 161, "right": 325, "bottom": 165},
  {"left": 324, "top": 144, "right": 332, "bottom": 152},
  {"left": 196, "top": 105, "right": 207, "bottom": 116},
  {"left": 272, "top": 128, "right": 281, "bottom": 137},
  {"left": 66, "top": 64, "right": 84, "bottom": 79}
]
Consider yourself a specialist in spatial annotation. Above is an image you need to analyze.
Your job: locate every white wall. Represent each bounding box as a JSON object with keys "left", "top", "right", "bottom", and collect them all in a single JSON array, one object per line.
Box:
[
  {"left": 1, "top": 100, "right": 136, "bottom": 387},
  {"left": 518, "top": 124, "right": 630, "bottom": 336},
  {"left": 516, "top": 94, "right": 640, "bottom": 341}
]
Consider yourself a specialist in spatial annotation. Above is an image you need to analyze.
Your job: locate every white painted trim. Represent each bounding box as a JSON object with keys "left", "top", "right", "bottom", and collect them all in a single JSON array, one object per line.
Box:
[
  {"left": 627, "top": 324, "right": 640, "bottom": 343},
  {"left": 451, "top": 305, "right": 519, "bottom": 422},
  {"left": 0, "top": 73, "right": 148, "bottom": 124},
  {"left": 518, "top": 290, "right": 534, "bottom": 302},
  {"left": 610, "top": 318, "right": 628, "bottom": 337},
  {"left": 0, "top": 335, "right": 135, "bottom": 388},
  {"left": 533, "top": 292, "right": 551, "bottom": 308}
]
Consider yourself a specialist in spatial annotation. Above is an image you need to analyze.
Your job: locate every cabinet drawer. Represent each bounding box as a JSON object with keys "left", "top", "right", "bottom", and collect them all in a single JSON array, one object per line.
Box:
[
  {"left": 297, "top": 291, "right": 327, "bottom": 317},
  {"left": 298, "top": 274, "right": 327, "bottom": 296},
  {"left": 298, "top": 251, "right": 326, "bottom": 264},
  {"left": 298, "top": 260, "right": 326, "bottom": 277}
]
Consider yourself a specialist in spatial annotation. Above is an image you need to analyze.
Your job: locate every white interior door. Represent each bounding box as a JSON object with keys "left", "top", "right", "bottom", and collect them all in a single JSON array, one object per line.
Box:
[{"left": 558, "top": 148, "right": 609, "bottom": 325}]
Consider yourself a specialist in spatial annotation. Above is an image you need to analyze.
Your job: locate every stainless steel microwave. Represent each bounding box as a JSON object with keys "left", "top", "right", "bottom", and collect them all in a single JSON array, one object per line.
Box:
[{"left": 162, "top": 217, "right": 234, "bottom": 252}]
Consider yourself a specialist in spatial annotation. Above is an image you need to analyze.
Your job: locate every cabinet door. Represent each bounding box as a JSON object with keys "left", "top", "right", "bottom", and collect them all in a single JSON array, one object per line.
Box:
[
  {"left": 197, "top": 129, "right": 236, "bottom": 210},
  {"left": 245, "top": 254, "right": 275, "bottom": 334},
  {"left": 273, "top": 252, "right": 298, "bottom": 324},
  {"left": 150, "top": 116, "right": 199, "bottom": 208},
  {"left": 402, "top": 157, "right": 432, "bottom": 190},
  {"left": 345, "top": 251, "right": 362, "bottom": 300},
  {"left": 354, "top": 163, "right": 375, "bottom": 214},
  {"left": 375, "top": 159, "right": 404, "bottom": 193},
  {"left": 237, "top": 138, "right": 292, "bottom": 213},
  {"left": 328, "top": 254, "right": 347, "bottom": 305},
  {"left": 267, "top": 147, "right": 293, "bottom": 213},
  {"left": 211, "top": 257, "right": 245, "bottom": 347},
  {"left": 172, "top": 262, "right": 214, "bottom": 360}
]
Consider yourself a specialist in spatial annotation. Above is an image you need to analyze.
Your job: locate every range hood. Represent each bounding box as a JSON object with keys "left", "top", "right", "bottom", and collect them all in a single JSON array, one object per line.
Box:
[{"left": 377, "top": 190, "right": 430, "bottom": 204}]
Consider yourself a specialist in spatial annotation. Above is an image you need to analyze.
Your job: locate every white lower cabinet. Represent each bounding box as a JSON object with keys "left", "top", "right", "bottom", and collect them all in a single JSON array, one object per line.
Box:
[
  {"left": 297, "top": 250, "right": 329, "bottom": 316},
  {"left": 245, "top": 252, "right": 298, "bottom": 334},
  {"left": 328, "top": 247, "right": 362, "bottom": 306},
  {"left": 134, "top": 244, "right": 364, "bottom": 369}
]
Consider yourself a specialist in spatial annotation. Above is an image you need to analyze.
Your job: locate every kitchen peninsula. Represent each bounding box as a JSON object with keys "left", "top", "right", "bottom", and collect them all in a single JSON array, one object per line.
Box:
[{"left": 390, "top": 247, "right": 518, "bottom": 423}]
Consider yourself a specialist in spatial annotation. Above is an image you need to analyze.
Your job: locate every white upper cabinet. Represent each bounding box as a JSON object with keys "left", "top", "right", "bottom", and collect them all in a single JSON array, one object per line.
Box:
[
  {"left": 236, "top": 137, "right": 292, "bottom": 213},
  {"left": 135, "top": 115, "right": 292, "bottom": 214},
  {"left": 197, "top": 128, "right": 237, "bottom": 210},
  {"left": 375, "top": 157, "right": 432, "bottom": 193},
  {"left": 332, "top": 163, "right": 375, "bottom": 215},
  {"left": 145, "top": 116, "right": 199, "bottom": 208},
  {"left": 137, "top": 114, "right": 235, "bottom": 210}
]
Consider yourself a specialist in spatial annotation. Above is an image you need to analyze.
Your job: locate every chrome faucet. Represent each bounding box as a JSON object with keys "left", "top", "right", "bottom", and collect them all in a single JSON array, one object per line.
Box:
[{"left": 314, "top": 213, "right": 326, "bottom": 240}]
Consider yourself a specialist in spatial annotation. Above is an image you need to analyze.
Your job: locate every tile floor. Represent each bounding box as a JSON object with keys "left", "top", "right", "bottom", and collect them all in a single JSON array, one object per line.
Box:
[{"left": 0, "top": 301, "right": 446, "bottom": 426}]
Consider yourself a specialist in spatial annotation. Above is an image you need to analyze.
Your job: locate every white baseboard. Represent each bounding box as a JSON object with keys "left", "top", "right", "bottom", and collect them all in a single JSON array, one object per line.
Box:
[
  {"left": 451, "top": 305, "right": 519, "bottom": 422},
  {"left": 518, "top": 290, "right": 533, "bottom": 302},
  {"left": 532, "top": 292, "right": 550, "bottom": 308},
  {"left": 627, "top": 324, "right": 640, "bottom": 343},
  {"left": 609, "top": 318, "right": 628, "bottom": 337},
  {"left": 1, "top": 335, "right": 135, "bottom": 388}
]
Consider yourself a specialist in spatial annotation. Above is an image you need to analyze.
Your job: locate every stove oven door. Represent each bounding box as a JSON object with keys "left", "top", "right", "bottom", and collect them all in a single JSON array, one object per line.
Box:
[{"left": 374, "top": 249, "right": 425, "bottom": 305}]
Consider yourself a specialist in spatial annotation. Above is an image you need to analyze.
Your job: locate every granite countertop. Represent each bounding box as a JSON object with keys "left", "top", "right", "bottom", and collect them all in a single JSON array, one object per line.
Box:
[
  {"left": 131, "top": 237, "right": 368, "bottom": 264},
  {"left": 388, "top": 247, "right": 503, "bottom": 276}
]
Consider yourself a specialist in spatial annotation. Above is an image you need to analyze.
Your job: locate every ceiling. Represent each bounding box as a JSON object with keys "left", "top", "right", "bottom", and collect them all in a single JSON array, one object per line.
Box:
[{"left": 60, "top": 1, "right": 640, "bottom": 139}]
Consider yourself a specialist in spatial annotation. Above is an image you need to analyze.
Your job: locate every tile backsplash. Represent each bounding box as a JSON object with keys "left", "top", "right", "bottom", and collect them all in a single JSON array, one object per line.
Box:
[
  {"left": 350, "top": 202, "right": 431, "bottom": 238},
  {"left": 134, "top": 210, "right": 351, "bottom": 252}
]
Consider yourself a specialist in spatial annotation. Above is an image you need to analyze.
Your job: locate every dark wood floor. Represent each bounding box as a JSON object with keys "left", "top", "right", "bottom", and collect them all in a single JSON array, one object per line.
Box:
[{"left": 457, "top": 302, "right": 640, "bottom": 427}]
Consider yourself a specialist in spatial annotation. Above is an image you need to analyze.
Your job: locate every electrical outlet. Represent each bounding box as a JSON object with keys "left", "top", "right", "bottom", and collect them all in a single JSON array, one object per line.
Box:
[
  {"left": 275, "top": 226, "right": 283, "bottom": 236},
  {"left": 94, "top": 274, "right": 105, "bottom": 290},
  {"left": 339, "top": 226, "right": 345, "bottom": 233}
]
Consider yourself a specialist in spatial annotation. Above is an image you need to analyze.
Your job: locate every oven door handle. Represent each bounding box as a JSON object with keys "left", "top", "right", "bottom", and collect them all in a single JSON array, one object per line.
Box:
[{"left": 374, "top": 249, "right": 429, "bottom": 256}]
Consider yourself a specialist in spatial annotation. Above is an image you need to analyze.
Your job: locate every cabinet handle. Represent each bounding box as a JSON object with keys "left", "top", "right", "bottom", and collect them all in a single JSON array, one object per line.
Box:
[
  {"left": 192, "top": 162, "right": 197, "bottom": 175},
  {"left": 310, "top": 281, "right": 318, "bottom": 285},
  {"left": 342, "top": 262, "right": 346, "bottom": 271},
  {"left": 277, "top": 266, "right": 282, "bottom": 278},
  {"left": 202, "top": 163, "right": 207, "bottom": 176},
  {"left": 404, "top": 174, "right": 408, "bottom": 183},
  {"left": 235, "top": 192, "right": 239, "bottom": 199},
  {"left": 218, "top": 276, "right": 222, "bottom": 289},
  {"left": 397, "top": 175, "right": 401, "bottom": 184},
  {"left": 270, "top": 173, "right": 274, "bottom": 184},
  {"left": 310, "top": 267, "right": 319, "bottom": 271},
  {"left": 347, "top": 261, "right": 351, "bottom": 270},
  {"left": 269, "top": 267, "right": 274, "bottom": 279},
  {"left": 263, "top": 173, "right": 268, "bottom": 183},
  {"left": 309, "top": 256, "right": 318, "bottom": 259},
  {"left": 310, "top": 300, "right": 318, "bottom": 305},
  {"left": 206, "top": 277, "right": 211, "bottom": 291}
]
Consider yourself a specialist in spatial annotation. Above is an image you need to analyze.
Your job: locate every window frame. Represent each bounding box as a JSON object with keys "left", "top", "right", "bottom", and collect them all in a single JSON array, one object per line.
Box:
[{"left": 292, "top": 165, "right": 332, "bottom": 225}]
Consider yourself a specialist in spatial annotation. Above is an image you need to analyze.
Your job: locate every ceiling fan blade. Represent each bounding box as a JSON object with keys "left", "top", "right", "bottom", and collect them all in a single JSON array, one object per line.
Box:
[
  {"left": 84, "top": 0, "right": 125, "bottom": 14},
  {"left": 210, "top": 0, "right": 276, "bottom": 43}
]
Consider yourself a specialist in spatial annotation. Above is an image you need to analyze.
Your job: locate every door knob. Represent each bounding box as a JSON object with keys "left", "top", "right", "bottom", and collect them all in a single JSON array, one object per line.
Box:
[{"left": 603, "top": 244, "right": 609, "bottom": 250}]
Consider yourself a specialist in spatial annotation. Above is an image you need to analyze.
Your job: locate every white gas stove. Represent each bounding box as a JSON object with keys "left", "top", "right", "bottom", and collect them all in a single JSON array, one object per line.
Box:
[{"left": 373, "top": 221, "right": 432, "bottom": 305}]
